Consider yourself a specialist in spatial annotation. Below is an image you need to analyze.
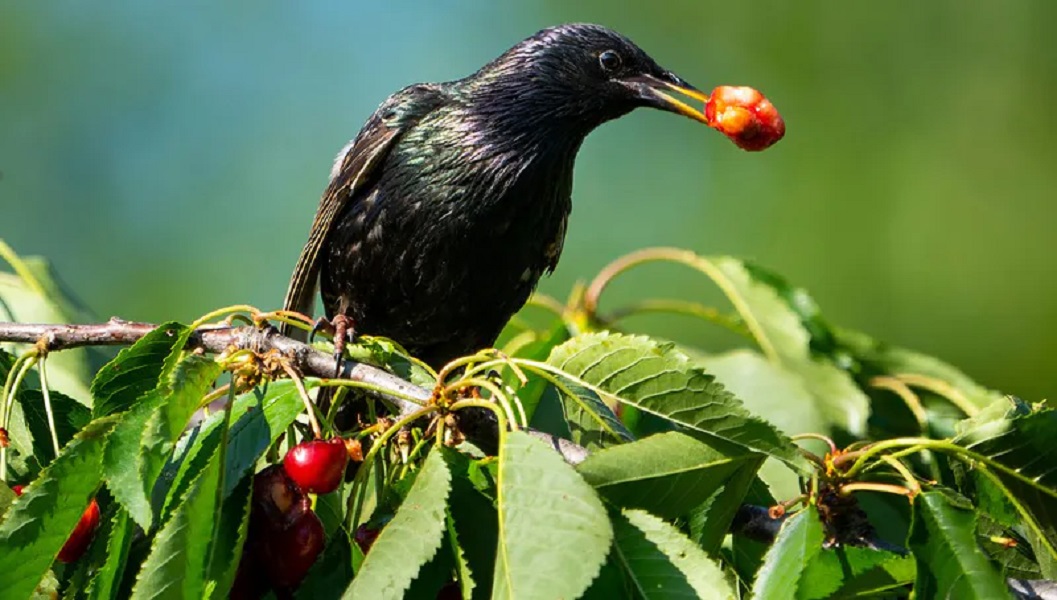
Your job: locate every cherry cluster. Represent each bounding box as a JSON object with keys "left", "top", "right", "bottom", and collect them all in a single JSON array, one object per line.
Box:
[{"left": 232, "top": 437, "right": 353, "bottom": 598}]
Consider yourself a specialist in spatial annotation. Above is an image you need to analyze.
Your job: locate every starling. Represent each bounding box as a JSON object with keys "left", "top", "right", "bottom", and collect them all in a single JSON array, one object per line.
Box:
[{"left": 282, "top": 23, "right": 715, "bottom": 368}]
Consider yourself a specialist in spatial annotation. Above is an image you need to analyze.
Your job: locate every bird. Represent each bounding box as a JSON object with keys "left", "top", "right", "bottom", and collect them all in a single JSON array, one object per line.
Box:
[{"left": 281, "top": 23, "right": 713, "bottom": 369}]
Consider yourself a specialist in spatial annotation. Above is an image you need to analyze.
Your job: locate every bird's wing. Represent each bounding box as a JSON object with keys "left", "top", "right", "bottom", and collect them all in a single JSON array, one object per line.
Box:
[
  {"left": 280, "top": 84, "right": 448, "bottom": 339},
  {"left": 280, "top": 115, "right": 403, "bottom": 338}
]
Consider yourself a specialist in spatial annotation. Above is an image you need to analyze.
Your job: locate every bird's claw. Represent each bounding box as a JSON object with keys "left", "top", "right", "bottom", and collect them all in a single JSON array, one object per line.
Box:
[{"left": 310, "top": 315, "right": 356, "bottom": 378}]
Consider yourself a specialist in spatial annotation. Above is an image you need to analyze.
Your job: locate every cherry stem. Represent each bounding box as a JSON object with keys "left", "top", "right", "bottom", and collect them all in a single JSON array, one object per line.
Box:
[
  {"left": 791, "top": 433, "right": 838, "bottom": 456},
  {"left": 37, "top": 356, "right": 61, "bottom": 458},
  {"left": 840, "top": 481, "right": 916, "bottom": 499},
  {"left": 583, "top": 248, "right": 780, "bottom": 363},
  {"left": 280, "top": 361, "right": 323, "bottom": 439}
]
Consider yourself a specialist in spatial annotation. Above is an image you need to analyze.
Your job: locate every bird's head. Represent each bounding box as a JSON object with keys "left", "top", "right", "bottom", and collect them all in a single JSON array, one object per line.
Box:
[{"left": 465, "top": 23, "right": 710, "bottom": 134}]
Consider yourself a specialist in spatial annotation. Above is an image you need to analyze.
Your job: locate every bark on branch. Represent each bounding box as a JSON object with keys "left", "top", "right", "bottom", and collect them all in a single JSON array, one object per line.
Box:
[{"left": 0, "top": 318, "right": 589, "bottom": 464}]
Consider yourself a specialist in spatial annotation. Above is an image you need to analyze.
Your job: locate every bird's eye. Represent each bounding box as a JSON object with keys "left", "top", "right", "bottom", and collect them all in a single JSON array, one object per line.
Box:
[{"left": 598, "top": 50, "right": 622, "bottom": 72}]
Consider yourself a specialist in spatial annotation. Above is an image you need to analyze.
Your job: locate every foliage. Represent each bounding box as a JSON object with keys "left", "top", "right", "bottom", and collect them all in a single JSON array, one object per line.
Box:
[{"left": 0, "top": 244, "right": 1054, "bottom": 598}]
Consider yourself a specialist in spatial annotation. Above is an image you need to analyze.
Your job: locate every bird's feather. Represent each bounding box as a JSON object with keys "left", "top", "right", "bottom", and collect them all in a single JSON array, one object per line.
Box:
[{"left": 280, "top": 115, "right": 404, "bottom": 339}]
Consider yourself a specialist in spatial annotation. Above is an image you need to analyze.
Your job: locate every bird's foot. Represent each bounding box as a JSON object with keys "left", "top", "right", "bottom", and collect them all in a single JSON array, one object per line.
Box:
[{"left": 309, "top": 314, "right": 356, "bottom": 378}]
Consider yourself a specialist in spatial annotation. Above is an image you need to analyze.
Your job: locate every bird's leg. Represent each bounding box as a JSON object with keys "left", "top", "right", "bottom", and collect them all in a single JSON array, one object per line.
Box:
[{"left": 309, "top": 314, "right": 356, "bottom": 378}]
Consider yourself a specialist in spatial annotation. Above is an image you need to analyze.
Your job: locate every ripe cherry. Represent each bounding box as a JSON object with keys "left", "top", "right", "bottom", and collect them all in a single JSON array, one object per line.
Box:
[
  {"left": 704, "top": 85, "right": 785, "bottom": 151},
  {"left": 57, "top": 499, "right": 101, "bottom": 563},
  {"left": 10, "top": 486, "right": 100, "bottom": 563},
  {"left": 256, "top": 497, "right": 326, "bottom": 590},
  {"left": 354, "top": 523, "right": 381, "bottom": 554},
  {"left": 283, "top": 438, "right": 349, "bottom": 494},
  {"left": 253, "top": 464, "right": 302, "bottom": 521}
]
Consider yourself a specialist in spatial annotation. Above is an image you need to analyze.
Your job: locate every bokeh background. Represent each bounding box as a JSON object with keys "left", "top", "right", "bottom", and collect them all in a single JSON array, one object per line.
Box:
[{"left": 2, "top": 2, "right": 1055, "bottom": 400}]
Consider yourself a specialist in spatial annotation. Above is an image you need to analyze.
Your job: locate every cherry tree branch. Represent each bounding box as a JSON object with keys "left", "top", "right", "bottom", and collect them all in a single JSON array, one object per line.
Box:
[{"left": 0, "top": 318, "right": 588, "bottom": 464}]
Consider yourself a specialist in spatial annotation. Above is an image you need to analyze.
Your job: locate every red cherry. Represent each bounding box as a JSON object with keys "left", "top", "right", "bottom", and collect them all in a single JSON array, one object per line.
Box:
[
  {"left": 11, "top": 485, "right": 23, "bottom": 496},
  {"left": 257, "top": 499, "right": 325, "bottom": 590},
  {"left": 354, "top": 523, "right": 381, "bottom": 554},
  {"left": 704, "top": 85, "right": 785, "bottom": 151},
  {"left": 57, "top": 499, "right": 100, "bottom": 563},
  {"left": 253, "top": 464, "right": 302, "bottom": 521},
  {"left": 283, "top": 438, "right": 349, "bottom": 494}
]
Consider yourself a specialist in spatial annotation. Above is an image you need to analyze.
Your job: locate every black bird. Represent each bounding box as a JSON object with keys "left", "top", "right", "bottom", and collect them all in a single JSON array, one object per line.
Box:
[{"left": 282, "top": 23, "right": 711, "bottom": 368}]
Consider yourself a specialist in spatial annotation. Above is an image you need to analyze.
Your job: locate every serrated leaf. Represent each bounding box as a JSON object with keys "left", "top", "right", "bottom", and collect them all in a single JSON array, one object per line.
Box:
[
  {"left": 953, "top": 402, "right": 1057, "bottom": 574},
  {"left": 577, "top": 431, "right": 760, "bottom": 519},
  {"left": 491, "top": 430, "right": 612, "bottom": 600},
  {"left": 206, "top": 474, "right": 253, "bottom": 599},
  {"left": 705, "top": 257, "right": 870, "bottom": 435},
  {"left": 103, "top": 352, "right": 221, "bottom": 530},
  {"left": 91, "top": 322, "right": 189, "bottom": 418},
  {"left": 686, "top": 454, "right": 766, "bottom": 555},
  {"left": 445, "top": 448, "right": 499, "bottom": 600},
  {"left": 908, "top": 491, "right": 1012, "bottom": 599},
  {"left": 612, "top": 508, "right": 735, "bottom": 599},
  {"left": 86, "top": 508, "right": 135, "bottom": 600},
  {"left": 344, "top": 448, "right": 452, "bottom": 599},
  {"left": 797, "top": 547, "right": 913, "bottom": 600},
  {"left": 0, "top": 416, "right": 118, "bottom": 599},
  {"left": 12, "top": 388, "right": 91, "bottom": 465},
  {"left": 551, "top": 375, "right": 634, "bottom": 451},
  {"left": 131, "top": 452, "right": 221, "bottom": 600},
  {"left": 548, "top": 332, "right": 807, "bottom": 472},
  {"left": 749, "top": 506, "right": 824, "bottom": 600},
  {"left": 160, "top": 379, "right": 310, "bottom": 521}
]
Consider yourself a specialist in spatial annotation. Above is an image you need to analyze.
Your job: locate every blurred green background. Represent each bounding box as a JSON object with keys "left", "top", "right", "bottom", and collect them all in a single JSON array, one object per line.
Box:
[{"left": 1, "top": 2, "right": 1054, "bottom": 400}]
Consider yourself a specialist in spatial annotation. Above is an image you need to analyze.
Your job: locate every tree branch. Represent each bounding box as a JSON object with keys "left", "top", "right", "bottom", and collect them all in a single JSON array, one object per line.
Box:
[{"left": 0, "top": 318, "right": 584, "bottom": 462}]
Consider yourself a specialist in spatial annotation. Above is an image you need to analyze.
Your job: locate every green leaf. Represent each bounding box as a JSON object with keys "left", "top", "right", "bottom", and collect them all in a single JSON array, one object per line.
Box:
[
  {"left": 749, "top": 505, "right": 824, "bottom": 600},
  {"left": 693, "top": 256, "right": 870, "bottom": 435},
  {"left": 12, "top": 388, "right": 91, "bottom": 464},
  {"left": 491, "top": 430, "right": 612, "bottom": 600},
  {"left": 91, "top": 322, "right": 189, "bottom": 418},
  {"left": 160, "top": 379, "right": 310, "bottom": 521},
  {"left": 577, "top": 431, "right": 760, "bottom": 519},
  {"left": 0, "top": 416, "right": 118, "bottom": 600},
  {"left": 86, "top": 508, "right": 135, "bottom": 600},
  {"left": 0, "top": 251, "right": 94, "bottom": 403},
  {"left": 953, "top": 400, "right": 1057, "bottom": 570},
  {"left": 548, "top": 332, "right": 807, "bottom": 472},
  {"left": 296, "top": 534, "right": 355, "bottom": 600},
  {"left": 686, "top": 454, "right": 766, "bottom": 555},
  {"left": 611, "top": 508, "right": 736, "bottom": 599},
  {"left": 205, "top": 474, "right": 253, "bottom": 599},
  {"left": 344, "top": 448, "right": 452, "bottom": 600},
  {"left": 908, "top": 491, "right": 1012, "bottom": 599},
  {"left": 550, "top": 374, "right": 634, "bottom": 451},
  {"left": 103, "top": 352, "right": 221, "bottom": 530},
  {"left": 797, "top": 547, "right": 913, "bottom": 600},
  {"left": 837, "top": 328, "right": 1004, "bottom": 413},
  {"left": 444, "top": 448, "right": 499, "bottom": 600},
  {"left": 131, "top": 452, "right": 222, "bottom": 600}
]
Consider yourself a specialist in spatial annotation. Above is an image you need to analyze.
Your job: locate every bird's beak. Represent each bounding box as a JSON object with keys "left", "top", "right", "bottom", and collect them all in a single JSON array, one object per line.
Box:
[{"left": 621, "top": 73, "right": 711, "bottom": 124}]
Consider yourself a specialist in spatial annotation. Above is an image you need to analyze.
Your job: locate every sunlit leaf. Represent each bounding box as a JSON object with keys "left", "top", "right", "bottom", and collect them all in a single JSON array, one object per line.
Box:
[
  {"left": 908, "top": 491, "right": 1012, "bottom": 599},
  {"left": 749, "top": 505, "right": 824, "bottom": 600},
  {"left": 612, "top": 508, "right": 735, "bottom": 599},
  {"left": 0, "top": 416, "right": 118, "bottom": 599},
  {"left": 577, "top": 431, "right": 761, "bottom": 519},
  {"left": 548, "top": 332, "right": 807, "bottom": 472},
  {"left": 492, "top": 431, "right": 612, "bottom": 600},
  {"left": 343, "top": 448, "right": 452, "bottom": 599}
]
